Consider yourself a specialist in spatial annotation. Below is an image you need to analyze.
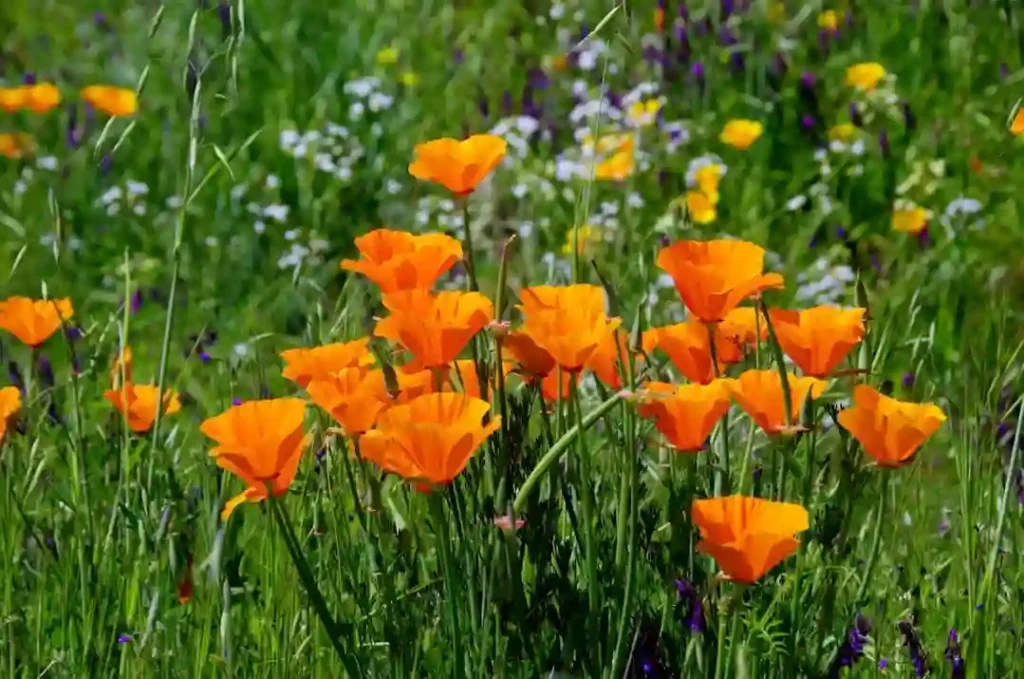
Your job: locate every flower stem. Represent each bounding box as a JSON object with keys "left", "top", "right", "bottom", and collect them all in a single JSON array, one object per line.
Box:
[
  {"left": 269, "top": 496, "right": 361, "bottom": 677},
  {"left": 429, "top": 492, "right": 466, "bottom": 678},
  {"left": 461, "top": 197, "right": 479, "bottom": 292},
  {"left": 853, "top": 470, "right": 889, "bottom": 608},
  {"left": 570, "top": 378, "right": 600, "bottom": 617},
  {"left": 707, "top": 322, "right": 730, "bottom": 495}
]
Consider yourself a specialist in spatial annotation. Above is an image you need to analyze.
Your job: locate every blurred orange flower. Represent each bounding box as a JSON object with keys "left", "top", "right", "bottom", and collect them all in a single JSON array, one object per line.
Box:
[
  {"left": 0, "top": 297, "right": 74, "bottom": 347},
  {"left": 23, "top": 83, "right": 61, "bottom": 114},
  {"left": 586, "top": 329, "right": 637, "bottom": 389},
  {"left": 104, "top": 383, "right": 181, "bottom": 433},
  {"left": 341, "top": 229, "right": 463, "bottom": 293},
  {"left": 0, "top": 386, "right": 21, "bottom": 443},
  {"left": 0, "top": 132, "right": 34, "bottom": 159},
  {"left": 201, "top": 398, "right": 310, "bottom": 520},
  {"left": 594, "top": 145, "right": 635, "bottom": 181},
  {"left": 1012, "top": 108, "right": 1024, "bottom": 136},
  {"left": 720, "top": 119, "right": 763, "bottom": 150},
  {"left": 643, "top": 321, "right": 717, "bottom": 384},
  {"left": 518, "top": 285, "right": 620, "bottom": 372},
  {"left": 374, "top": 289, "right": 494, "bottom": 369},
  {"left": 769, "top": 306, "right": 866, "bottom": 377},
  {"left": 81, "top": 85, "right": 137, "bottom": 117},
  {"left": 0, "top": 87, "right": 25, "bottom": 112},
  {"left": 307, "top": 367, "right": 389, "bottom": 436},
  {"left": 837, "top": 385, "right": 946, "bottom": 468},
  {"left": 635, "top": 380, "right": 731, "bottom": 452},
  {"left": 692, "top": 495, "right": 809, "bottom": 582},
  {"left": 281, "top": 338, "right": 375, "bottom": 388},
  {"left": 408, "top": 134, "right": 507, "bottom": 195},
  {"left": 359, "top": 392, "right": 500, "bottom": 486},
  {"left": 656, "top": 240, "right": 784, "bottom": 323},
  {"left": 724, "top": 369, "right": 827, "bottom": 434},
  {"left": 716, "top": 307, "right": 767, "bottom": 364}
]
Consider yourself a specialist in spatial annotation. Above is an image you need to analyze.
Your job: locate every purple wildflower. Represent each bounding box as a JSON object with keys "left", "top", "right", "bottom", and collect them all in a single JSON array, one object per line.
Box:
[
  {"left": 100, "top": 153, "right": 113, "bottom": 175},
  {"left": 879, "top": 130, "right": 890, "bottom": 159},
  {"left": 903, "top": 102, "right": 916, "bottom": 131},
  {"left": 117, "top": 634, "right": 132, "bottom": 644},
  {"left": 902, "top": 373, "right": 916, "bottom": 388},
  {"left": 945, "top": 629, "right": 965, "bottom": 678},
  {"left": 66, "top": 104, "right": 82, "bottom": 148},
  {"left": 918, "top": 225, "right": 931, "bottom": 249},
  {"left": 850, "top": 102, "right": 863, "bottom": 127},
  {"left": 801, "top": 114, "right": 816, "bottom": 130},
  {"left": 130, "top": 289, "right": 143, "bottom": 315},
  {"left": 232, "top": 398, "right": 242, "bottom": 406},
  {"left": 898, "top": 620, "right": 928, "bottom": 677},
  {"left": 878, "top": 658, "right": 888, "bottom": 669},
  {"left": 674, "top": 578, "right": 706, "bottom": 634},
  {"left": 8, "top": 361, "right": 25, "bottom": 394},
  {"left": 36, "top": 354, "right": 54, "bottom": 390},
  {"left": 23, "top": 73, "right": 36, "bottom": 85},
  {"left": 217, "top": 1, "right": 232, "bottom": 38},
  {"left": 829, "top": 614, "right": 872, "bottom": 677},
  {"left": 691, "top": 61, "right": 705, "bottom": 86}
]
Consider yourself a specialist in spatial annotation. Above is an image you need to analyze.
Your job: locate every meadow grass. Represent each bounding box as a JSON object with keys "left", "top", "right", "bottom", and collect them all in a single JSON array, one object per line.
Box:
[{"left": 1, "top": 0, "right": 1024, "bottom": 677}]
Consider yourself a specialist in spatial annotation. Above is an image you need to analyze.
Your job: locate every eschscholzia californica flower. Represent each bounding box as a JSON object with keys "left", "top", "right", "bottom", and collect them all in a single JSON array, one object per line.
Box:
[
  {"left": 280, "top": 338, "right": 375, "bottom": 388},
  {"left": 720, "top": 119, "right": 763, "bottom": 150},
  {"left": 359, "top": 392, "right": 500, "bottom": 487},
  {"left": 0, "top": 386, "right": 21, "bottom": 442},
  {"left": 635, "top": 380, "right": 732, "bottom": 452},
  {"left": 374, "top": 289, "right": 493, "bottom": 369},
  {"left": 341, "top": 229, "right": 463, "bottom": 293},
  {"left": 502, "top": 330, "right": 572, "bottom": 400},
  {"left": 724, "top": 369, "right": 827, "bottom": 434},
  {"left": 408, "top": 134, "right": 507, "bottom": 195},
  {"left": 1011, "top": 107, "right": 1024, "bottom": 136},
  {"left": 686, "top": 190, "right": 717, "bottom": 224},
  {"left": 518, "top": 285, "right": 621, "bottom": 373},
  {"left": 656, "top": 240, "right": 785, "bottom": 323},
  {"left": 691, "top": 495, "right": 809, "bottom": 582},
  {"left": 201, "top": 398, "right": 311, "bottom": 520},
  {"left": 643, "top": 321, "right": 717, "bottom": 384},
  {"left": 768, "top": 306, "right": 866, "bottom": 377},
  {"left": 0, "top": 132, "right": 34, "bottom": 159},
  {"left": 0, "top": 87, "right": 25, "bottom": 112},
  {"left": 594, "top": 147, "right": 635, "bottom": 181},
  {"left": 0, "top": 297, "right": 74, "bottom": 347},
  {"left": 828, "top": 123, "right": 858, "bottom": 142},
  {"left": 307, "top": 367, "right": 389, "bottom": 436},
  {"left": 81, "top": 85, "right": 138, "bottom": 117},
  {"left": 586, "top": 329, "right": 635, "bottom": 389},
  {"left": 23, "top": 83, "right": 61, "bottom": 114},
  {"left": 836, "top": 385, "right": 946, "bottom": 468},
  {"left": 846, "top": 62, "right": 886, "bottom": 91},
  {"left": 104, "top": 383, "right": 182, "bottom": 433},
  {"left": 892, "top": 204, "right": 931, "bottom": 235},
  {"left": 716, "top": 307, "right": 767, "bottom": 364}
]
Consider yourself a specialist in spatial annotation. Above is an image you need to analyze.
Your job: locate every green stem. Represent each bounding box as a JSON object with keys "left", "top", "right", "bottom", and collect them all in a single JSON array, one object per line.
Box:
[
  {"left": 978, "top": 396, "right": 1024, "bottom": 602},
  {"left": 714, "top": 585, "right": 743, "bottom": 679},
  {"left": 570, "top": 378, "right": 600, "bottom": 616},
  {"left": 429, "top": 492, "right": 465, "bottom": 678},
  {"left": 759, "top": 300, "right": 793, "bottom": 427},
  {"left": 513, "top": 390, "right": 624, "bottom": 514},
  {"left": 270, "top": 497, "right": 361, "bottom": 677},
  {"left": 461, "top": 197, "right": 479, "bottom": 292},
  {"left": 852, "top": 471, "right": 889, "bottom": 608},
  {"left": 707, "top": 322, "right": 730, "bottom": 495}
]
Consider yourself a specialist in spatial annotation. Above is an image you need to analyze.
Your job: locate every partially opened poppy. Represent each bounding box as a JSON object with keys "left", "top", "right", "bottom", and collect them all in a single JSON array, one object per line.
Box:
[
  {"left": 635, "top": 380, "right": 732, "bottom": 452},
  {"left": 642, "top": 321, "right": 717, "bottom": 384},
  {"left": 104, "top": 383, "right": 182, "bottom": 433},
  {"left": 692, "top": 495, "right": 809, "bottom": 583},
  {"left": 0, "top": 297, "right": 74, "bottom": 347},
  {"left": 23, "top": 83, "right": 61, "bottom": 114},
  {"left": 836, "top": 385, "right": 946, "bottom": 468},
  {"left": 374, "top": 289, "right": 494, "bottom": 369},
  {"left": 586, "top": 329, "right": 637, "bottom": 389},
  {"left": 281, "top": 338, "right": 375, "bottom": 388},
  {"left": 307, "top": 367, "right": 389, "bottom": 436},
  {"left": 0, "top": 386, "right": 21, "bottom": 443},
  {"left": 716, "top": 307, "right": 767, "bottom": 364},
  {"left": 724, "top": 369, "right": 827, "bottom": 434},
  {"left": 656, "top": 240, "right": 784, "bottom": 323},
  {"left": 359, "top": 392, "right": 500, "bottom": 487},
  {"left": 202, "top": 398, "right": 311, "bottom": 520},
  {"left": 768, "top": 306, "right": 866, "bottom": 377},
  {"left": 408, "top": 134, "right": 507, "bottom": 195},
  {"left": 81, "top": 85, "right": 138, "bottom": 117},
  {"left": 502, "top": 330, "right": 572, "bottom": 401},
  {"left": 518, "top": 285, "right": 620, "bottom": 372},
  {"left": 341, "top": 229, "right": 464, "bottom": 293}
]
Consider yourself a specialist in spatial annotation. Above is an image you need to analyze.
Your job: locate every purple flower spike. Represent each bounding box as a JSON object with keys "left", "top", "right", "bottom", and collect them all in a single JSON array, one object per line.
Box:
[
  {"left": 217, "top": 1, "right": 232, "bottom": 38},
  {"left": 36, "top": 355, "right": 54, "bottom": 390},
  {"left": 850, "top": 102, "right": 863, "bottom": 127},
  {"left": 945, "top": 629, "right": 965, "bottom": 679},
  {"left": 898, "top": 620, "right": 928, "bottom": 677},
  {"left": 691, "top": 61, "right": 705, "bottom": 82},
  {"left": 902, "top": 101, "right": 916, "bottom": 131},
  {"left": 130, "top": 289, "right": 143, "bottom": 315},
  {"left": 232, "top": 398, "right": 242, "bottom": 406},
  {"left": 878, "top": 658, "right": 888, "bottom": 669},
  {"left": 901, "top": 373, "right": 916, "bottom": 388},
  {"left": 117, "top": 634, "right": 132, "bottom": 644},
  {"left": 801, "top": 114, "right": 816, "bottom": 130},
  {"left": 23, "top": 73, "right": 36, "bottom": 85}
]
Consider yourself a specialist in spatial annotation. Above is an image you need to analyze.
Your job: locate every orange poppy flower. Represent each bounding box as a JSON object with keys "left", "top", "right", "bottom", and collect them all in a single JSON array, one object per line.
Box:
[
  {"left": 408, "top": 134, "right": 507, "bottom": 195},
  {"left": 643, "top": 321, "right": 717, "bottom": 384},
  {"left": 692, "top": 495, "right": 809, "bottom": 583},
  {"left": 0, "top": 87, "right": 25, "bottom": 113},
  {"left": 768, "top": 306, "right": 866, "bottom": 378},
  {"left": 0, "top": 386, "right": 21, "bottom": 443},
  {"left": 81, "top": 85, "right": 138, "bottom": 117},
  {"left": 307, "top": 367, "right": 390, "bottom": 436},
  {"left": 0, "top": 132, "right": 34, "bottom": 159},
  {"left": 374, "top": 290, "right": 493, "bottom": 369},
  {"left": 586, "top": 329, "right": 636, "bottom": 389},
  {"left": 656, "top": 240, "right": 785, "bottom": 323},
  {"left": 635, "top": 380, "right": 732, "bottom": 452},
  {"left": 280, "top": 338, "right": 375, "bottom": 388},
  {"left": 723, "top": 369, "right": 827, "bottom": 434},
  {"left": 201, "top": 398, "right": 311, "bottom": 520},
  {"left": 450, "top": 358, "right": 513, "bottom": 400},
  {"left": 23, "top": 83, "right": 61, "bottom": 114},
  {"left": 716, "top": 307, "right": 767, "bottom": 364},
  {"left": 359, "top": 392, "right": 500, "bottom": 486},
  {"left": 518, "top": 285, "right": 620, "bottom": 372},
  {"left": 341, "top": 229, "right": 464, "bottom": 293},
  {"left": 104, "top": 383, "right": 182, "bottom": 433},
  {"left": 502, "top": 331, "right": 572, "bottom": 400},
  {"left": 0, "top": 297, "right": 74, "bottom": 347},
  {"left": 836, "top": 385, "right": 946, "bottom": 468}
]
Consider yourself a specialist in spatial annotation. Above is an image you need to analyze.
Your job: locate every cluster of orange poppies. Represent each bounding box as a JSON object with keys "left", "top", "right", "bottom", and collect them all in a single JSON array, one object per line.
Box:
[{"left": 0, "top": 132, "right": 947, "bottom": 587}]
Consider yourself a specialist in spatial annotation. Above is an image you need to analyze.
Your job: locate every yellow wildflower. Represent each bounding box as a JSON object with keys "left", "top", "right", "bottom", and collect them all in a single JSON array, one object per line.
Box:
[
  {"left": 562, "top": 224, "right": 604, "bottom": 255},
  {"left": 846, "top": 62, "right": 886, "bottom": 91},
  {"left": 817, "top": 10, "right": 839, "bottom": 32},
  {"left": 720, "top": 119, "right": 763, "bottom": 150},
  {"left": 627, "top": 99, "right": 663, "bottom": 128},
  {"left": 891, "top": 204, "right": 931, "bottom": 235},
  {"left": 401, "top": 72, "right": 419, "bottom": 87},
  {"left": 828, "top": 124, "right": 858, "bottom": 142},
  {"left": 686, "top": 191, "right": 717, "bottom": 224},
  {"left": 376, "top": 46, "right": 400, "bottom": 66}
]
